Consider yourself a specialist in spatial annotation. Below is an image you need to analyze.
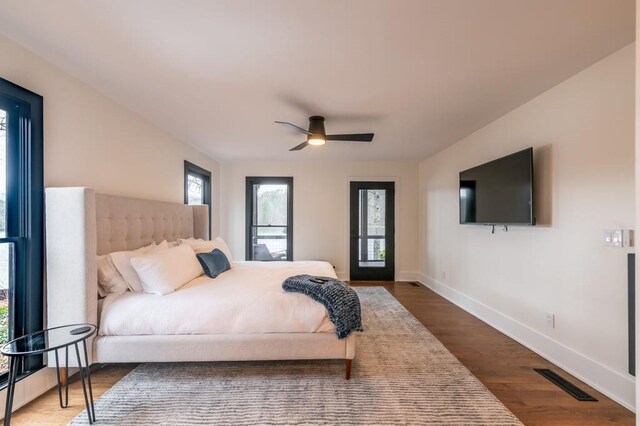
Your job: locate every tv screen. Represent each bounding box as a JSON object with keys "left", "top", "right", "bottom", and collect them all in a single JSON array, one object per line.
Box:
[{"left": 459, "top": 147, "right": 534, "bottom": 225}]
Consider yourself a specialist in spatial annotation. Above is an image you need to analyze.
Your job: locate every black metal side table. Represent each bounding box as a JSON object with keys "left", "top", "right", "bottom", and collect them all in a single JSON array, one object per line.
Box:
[{"left": 1, "top": 323, "right": 97, "bottom": 425}]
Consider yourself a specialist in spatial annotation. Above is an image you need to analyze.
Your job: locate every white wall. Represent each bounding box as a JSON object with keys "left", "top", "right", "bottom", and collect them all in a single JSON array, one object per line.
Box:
[
  {"left": 635, "top": 1, "right": 640, "bottom": 420},
  {"left": 0, "top": 33, "right": 221, "bottom": 413},
  {"left": 419, "top": 44, "right": 635, "bottom": 409},
  {"left": 221, "top": 161, "right": 419, "bottom": 280},
  {"left": 0, "top": 33, "right": 221, "bottom": 233}
]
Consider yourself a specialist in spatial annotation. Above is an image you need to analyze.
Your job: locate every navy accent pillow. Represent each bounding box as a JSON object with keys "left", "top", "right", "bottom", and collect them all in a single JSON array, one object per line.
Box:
[{"left": 196, "top": 248, "right": 231, "bottom": 278}]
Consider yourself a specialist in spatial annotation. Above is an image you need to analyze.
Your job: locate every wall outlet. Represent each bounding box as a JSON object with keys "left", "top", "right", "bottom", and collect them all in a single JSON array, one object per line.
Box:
[
  {"left": 545, "top": 312, "right": 555, "bottom": 328},
  {"left": 441, "top": 271, "right": 446, "bottom": 280}
]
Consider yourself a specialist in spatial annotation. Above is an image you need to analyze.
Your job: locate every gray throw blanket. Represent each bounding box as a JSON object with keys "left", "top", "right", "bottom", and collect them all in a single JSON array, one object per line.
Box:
[{"left": 282, "top": 274, "right": 363, "bottom": 339}]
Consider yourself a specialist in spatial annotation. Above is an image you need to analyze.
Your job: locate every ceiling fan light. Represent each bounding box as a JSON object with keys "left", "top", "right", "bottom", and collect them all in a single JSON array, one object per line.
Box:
[{"left": 308, "top": 136, "right": 326, "bottom": 146}]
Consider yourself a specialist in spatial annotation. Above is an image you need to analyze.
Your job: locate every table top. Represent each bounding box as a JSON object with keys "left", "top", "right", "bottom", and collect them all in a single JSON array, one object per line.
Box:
[{"left": 1, "top": 323, "right": 97, "bottom": 356}]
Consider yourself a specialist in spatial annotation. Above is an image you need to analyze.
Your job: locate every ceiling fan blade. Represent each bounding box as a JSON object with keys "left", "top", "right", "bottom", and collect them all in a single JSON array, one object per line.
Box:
[
  {"left": 326, "top": 133, "right": 374, "bottom": 142},
  {"left": 275, "top": 121, "right": 312, "bottom": 135},
  {"left": 289, "top": 141, "right": 309, "bottom": 151}
]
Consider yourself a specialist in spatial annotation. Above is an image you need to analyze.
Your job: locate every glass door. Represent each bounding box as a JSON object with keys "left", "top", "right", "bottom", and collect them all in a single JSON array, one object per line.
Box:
[{"left": 349, "top": 181, "right": 395, "bottom": 281}]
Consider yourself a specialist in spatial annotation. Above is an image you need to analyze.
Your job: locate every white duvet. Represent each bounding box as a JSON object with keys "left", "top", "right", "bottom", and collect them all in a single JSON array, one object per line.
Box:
[{"left": 99, "top": 261, "right": 336, "bottom": 336}]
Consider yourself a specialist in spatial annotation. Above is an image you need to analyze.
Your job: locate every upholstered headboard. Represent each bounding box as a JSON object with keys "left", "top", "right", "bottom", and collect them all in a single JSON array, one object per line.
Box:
[
  {"left": 94, "top": 192, "right": 209, "bottom": 255},
  {"left": 45, "top": 187, "right": 209, "bottom": 365}
]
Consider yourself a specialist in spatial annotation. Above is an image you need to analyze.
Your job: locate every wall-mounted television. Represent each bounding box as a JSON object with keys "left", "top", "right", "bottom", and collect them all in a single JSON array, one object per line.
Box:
[{"left": 459, "top": 147, "right": 534, "bottom": 226}]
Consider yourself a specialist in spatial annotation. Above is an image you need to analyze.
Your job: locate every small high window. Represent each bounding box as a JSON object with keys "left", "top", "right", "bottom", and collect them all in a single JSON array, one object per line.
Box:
[{"left": 184, "top": 161, "right": 212, "bottom": 238}]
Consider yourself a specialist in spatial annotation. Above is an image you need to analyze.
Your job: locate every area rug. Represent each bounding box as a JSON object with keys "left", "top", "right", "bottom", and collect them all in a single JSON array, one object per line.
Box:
[{"left": 71, "top": 287, "right": 522, "bottom": 425}]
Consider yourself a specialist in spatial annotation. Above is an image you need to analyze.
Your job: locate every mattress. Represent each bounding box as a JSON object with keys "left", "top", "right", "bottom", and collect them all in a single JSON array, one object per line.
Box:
[{"left": 99, "top": 260, "right": 336, "bottom": 336}]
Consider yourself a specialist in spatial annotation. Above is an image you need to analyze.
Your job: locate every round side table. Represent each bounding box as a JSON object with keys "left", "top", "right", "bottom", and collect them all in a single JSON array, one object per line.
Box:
[{"left": 1, "top": 323, "right": 97, "bottom": 425}]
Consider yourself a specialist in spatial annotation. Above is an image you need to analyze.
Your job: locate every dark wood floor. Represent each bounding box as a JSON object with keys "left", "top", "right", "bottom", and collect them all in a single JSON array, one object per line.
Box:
[{"left": 10, "top": 282, "right": 635, "bottom": 425}]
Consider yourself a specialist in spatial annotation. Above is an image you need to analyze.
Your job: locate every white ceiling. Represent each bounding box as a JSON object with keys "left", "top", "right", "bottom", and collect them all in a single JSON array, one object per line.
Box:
[{"left": 0, "top": 0, "right": 634, "bottom": 162}]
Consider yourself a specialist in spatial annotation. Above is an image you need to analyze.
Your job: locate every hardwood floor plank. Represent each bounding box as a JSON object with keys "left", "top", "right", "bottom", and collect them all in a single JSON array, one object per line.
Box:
[
  {"left": 10, "top": 364, "right": 135, "bottom": 425},
  {"left": 8, "top": 282, "right": 635, "bottom": 425}
]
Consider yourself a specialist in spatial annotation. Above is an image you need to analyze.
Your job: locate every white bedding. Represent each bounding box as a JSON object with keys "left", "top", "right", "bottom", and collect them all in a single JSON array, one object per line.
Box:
[{"left": 99, "top": 261, "right": 336, "bottom": 336}]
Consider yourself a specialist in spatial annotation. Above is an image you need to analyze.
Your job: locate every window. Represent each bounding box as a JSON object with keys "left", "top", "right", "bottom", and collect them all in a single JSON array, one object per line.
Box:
[
  {"left": 184, "top": 161, "right": 211, "bottom": 238},
  {"left": 358, "top": 189, "right": 386, "bottom": 267},
  {"left": 245, "top": 177, "right": 293, "bottom": 261},
  {"left": 0, "top": 78, "right": 45, "bottom": 378}
]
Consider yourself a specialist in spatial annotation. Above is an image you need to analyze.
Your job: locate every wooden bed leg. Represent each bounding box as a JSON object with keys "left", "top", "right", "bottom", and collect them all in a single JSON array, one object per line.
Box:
[
  {"left": 59, "top": 367, "right": 68, "bottom": 387},
  {"left": 345, "top": 359, "right": 352, "bottom": 380}
]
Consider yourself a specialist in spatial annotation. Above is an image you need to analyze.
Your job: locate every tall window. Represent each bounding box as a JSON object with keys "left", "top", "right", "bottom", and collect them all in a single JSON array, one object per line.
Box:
[
  {"left": 245, "top": 177, "right": 293, "bottom": 261},
  {"left": 0, "top": 78, "right": 45, "bottom": 378},
  {"left": 184, "top": 161, "right": 211, "bottom": 238}
]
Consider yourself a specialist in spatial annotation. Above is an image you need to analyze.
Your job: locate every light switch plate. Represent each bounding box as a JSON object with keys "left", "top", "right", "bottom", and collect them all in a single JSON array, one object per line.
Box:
[
  {"left": 604, "top": 229, "right": 634, "bottom": 247},
  {"left": 612, "top": 230, "right": 623, "bottom": 247},
  {"left": 604, "top": 231, "right": 615, "bottom": 247},
  {"left": 604, "top": 230, "right": 623, "bottom": 247}
]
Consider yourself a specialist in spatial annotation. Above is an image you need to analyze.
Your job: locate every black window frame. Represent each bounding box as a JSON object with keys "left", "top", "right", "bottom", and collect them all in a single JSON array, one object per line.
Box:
[
  {"left": 0, "top": 77, "right": 45, "bottom": 383},
  {"left": 184, "top": 160, "right": 212, "bottom": 239},
  {"left": 245, "top": 177, "right": 293, "bottom": 261}
]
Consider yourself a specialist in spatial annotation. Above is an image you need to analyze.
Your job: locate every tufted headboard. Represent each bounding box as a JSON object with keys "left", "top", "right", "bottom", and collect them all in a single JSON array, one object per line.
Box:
[
  {"left": 45, "top": 187, "right": 209, "bottom": 366},
  {"left": 95, "top": 192, "right": 209, "bottom": 255}
]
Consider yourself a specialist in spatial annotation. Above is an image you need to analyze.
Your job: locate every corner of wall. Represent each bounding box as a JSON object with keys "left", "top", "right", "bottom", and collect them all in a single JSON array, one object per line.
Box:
[{"left": 417, "top": 273, "right": 636, "bottom": 411}]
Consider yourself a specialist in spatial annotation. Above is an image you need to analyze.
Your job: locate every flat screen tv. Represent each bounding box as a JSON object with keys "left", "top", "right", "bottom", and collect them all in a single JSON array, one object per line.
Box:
[{"left": 459, "top": 147, "right": 534, "bottom": 226}]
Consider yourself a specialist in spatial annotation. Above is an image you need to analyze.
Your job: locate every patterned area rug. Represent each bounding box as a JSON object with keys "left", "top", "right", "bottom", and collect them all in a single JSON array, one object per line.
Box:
[{"left": 71, "top": 287, "right": 522, "bottom": 425}]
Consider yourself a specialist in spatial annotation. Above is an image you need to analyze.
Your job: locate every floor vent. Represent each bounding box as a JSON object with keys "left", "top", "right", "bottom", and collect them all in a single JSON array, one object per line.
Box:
[
  {"left": 409, "top": 282, "right": 420, "bottom": 287},
  {"left": 534, "top": 368, "right": 598, "bottom": 401}
]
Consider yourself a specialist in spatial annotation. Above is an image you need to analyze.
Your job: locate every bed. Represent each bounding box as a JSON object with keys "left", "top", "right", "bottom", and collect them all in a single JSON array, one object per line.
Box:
[{"left": 45, "top": 188, "right": 355, "bottom": 378}]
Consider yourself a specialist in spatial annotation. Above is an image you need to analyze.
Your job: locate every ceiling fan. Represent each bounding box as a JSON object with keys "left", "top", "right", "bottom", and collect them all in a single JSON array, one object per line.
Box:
[{"left": 275, "top": 116, "right": 374, "bottom": 151}]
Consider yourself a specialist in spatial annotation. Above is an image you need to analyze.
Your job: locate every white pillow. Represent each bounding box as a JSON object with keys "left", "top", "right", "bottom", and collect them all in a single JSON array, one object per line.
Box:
[
  {"left": 130, "top": 244, "right": 203, "bottom": 295},
  {"left": 110, "top": 241, "right": 169, "bottom": 292},
  {"left": 179, "top": 237, "right": 233, "bottom": 263},
  {"left": 97, "top": 255, "right": 128, "bottom": 296},
  {"left": 213, "top": 237, "right": 233, "bottom": 262}
]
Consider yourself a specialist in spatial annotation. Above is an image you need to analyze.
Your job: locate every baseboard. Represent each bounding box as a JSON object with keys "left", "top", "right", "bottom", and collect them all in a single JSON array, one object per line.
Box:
[
  {"left": 396, "top": 271, "right": 419, "bottom": 282},
  {"left": 418, "top": 273, "right": 635, "bottom": 412},
  {"left": 0, "top": 367, "right": 59, "bottom": 420},
  {"left": 337, "top": 271, "right": 418, "bottom": 282}
]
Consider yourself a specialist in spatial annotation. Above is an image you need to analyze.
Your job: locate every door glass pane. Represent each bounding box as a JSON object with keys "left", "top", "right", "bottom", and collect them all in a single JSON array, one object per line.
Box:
[
  {"left": 0, "top": 109, "right": 9, "bottom": 373},
  {"left": 187, "top": 174, "right": 204, "bottom": 205},
  {"left": 359, "top": 189, "right": 386, "bottom": 268},
  {"left": 251, "top": 184, "right": 288, "bottom": 260}
]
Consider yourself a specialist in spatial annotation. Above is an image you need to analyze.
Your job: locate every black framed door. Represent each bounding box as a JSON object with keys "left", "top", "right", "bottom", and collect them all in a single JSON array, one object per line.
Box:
[{"left": 349, "top": 181, "right": 395, "bottom": 281}]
